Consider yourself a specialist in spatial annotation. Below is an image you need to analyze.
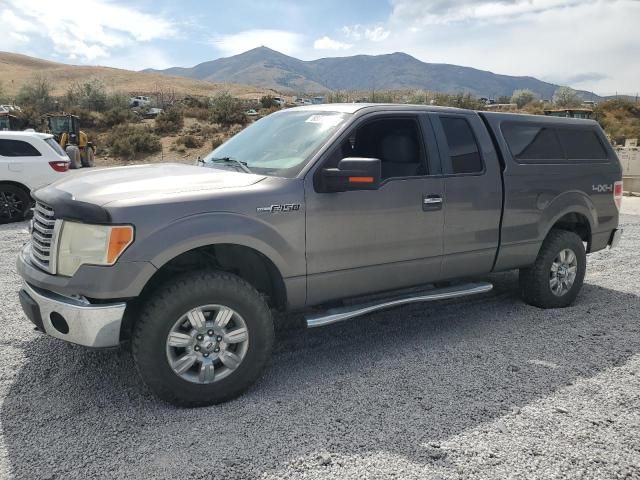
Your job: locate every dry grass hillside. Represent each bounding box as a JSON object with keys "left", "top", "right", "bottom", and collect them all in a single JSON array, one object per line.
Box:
[{"left": 0, "top": 51, "right": 272, "bottom": 99}]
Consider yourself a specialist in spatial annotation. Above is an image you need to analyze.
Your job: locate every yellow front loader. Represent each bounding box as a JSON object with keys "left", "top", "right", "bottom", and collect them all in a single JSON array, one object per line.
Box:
[{"left": 47, "top": 114, "right": 96, "bottom": 168}]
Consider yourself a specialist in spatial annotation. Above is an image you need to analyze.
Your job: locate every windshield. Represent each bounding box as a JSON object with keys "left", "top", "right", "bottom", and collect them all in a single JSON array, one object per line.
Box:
[
  {"left": 48, "top": 117, "right": 71, "bottom": 134},
  {"left": 202, "top": 110, "right": 350, "bottom": 177}
]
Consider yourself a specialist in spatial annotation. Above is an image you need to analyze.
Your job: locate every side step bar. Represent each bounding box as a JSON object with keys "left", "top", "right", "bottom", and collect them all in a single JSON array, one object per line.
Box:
[{"left": 305, "top": 281, "right": 493, "bottom": 328}]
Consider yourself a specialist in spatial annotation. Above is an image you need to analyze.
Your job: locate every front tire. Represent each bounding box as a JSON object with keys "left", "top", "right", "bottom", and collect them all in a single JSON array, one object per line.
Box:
[
  {"left": 519, "top": 229, "right": 586, "bottom": 308},
  {"left": 132, "top": 271, "right": 274, "bottom": 407}
]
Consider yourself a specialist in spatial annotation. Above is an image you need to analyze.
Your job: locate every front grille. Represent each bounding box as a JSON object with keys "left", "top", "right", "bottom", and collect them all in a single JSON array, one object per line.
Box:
[{"left": 30, "top": 202, "right": 58, "bottom": 273}]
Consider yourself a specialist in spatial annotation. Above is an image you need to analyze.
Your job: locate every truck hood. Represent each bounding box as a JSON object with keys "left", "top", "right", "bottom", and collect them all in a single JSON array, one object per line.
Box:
[{"left": 40, "top": 163, "right": 266, "bottom": 207}]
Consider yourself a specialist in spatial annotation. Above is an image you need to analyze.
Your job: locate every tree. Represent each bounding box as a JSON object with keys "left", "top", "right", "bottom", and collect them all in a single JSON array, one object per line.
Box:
[
  {"left": 511, "top": 89, "right": 536, "bottom": 108},
  {"left": 553, "top": 87, "right": 581, "bottom": 107}
]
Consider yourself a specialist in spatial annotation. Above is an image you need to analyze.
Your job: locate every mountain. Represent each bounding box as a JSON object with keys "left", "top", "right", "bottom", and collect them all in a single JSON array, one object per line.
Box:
[
  {"left": 0, "top": 51, "right": 270, "bottom": 98},
  {"left": 146, "top": 46, "right": 599, "bottom": 100}
]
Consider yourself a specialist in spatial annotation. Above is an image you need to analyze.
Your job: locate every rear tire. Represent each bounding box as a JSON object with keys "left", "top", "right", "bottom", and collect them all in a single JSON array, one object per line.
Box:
[
  {"left": 65, "top": 145, "right": 81, "bottom": 169},
  {"left": 0, "top": 184, "right": 31, "bottom": 224},
  {"left": 132, "top": 270, "right": 274, "bottom": 407},
  {"left": 519, "top": 229, "right": 586, "bottom": 308}
]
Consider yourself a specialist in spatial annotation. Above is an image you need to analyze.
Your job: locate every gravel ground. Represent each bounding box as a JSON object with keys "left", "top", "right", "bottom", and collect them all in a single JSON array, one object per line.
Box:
[{"left": 1, "top": 200, "right": 639, "bottom": 479}]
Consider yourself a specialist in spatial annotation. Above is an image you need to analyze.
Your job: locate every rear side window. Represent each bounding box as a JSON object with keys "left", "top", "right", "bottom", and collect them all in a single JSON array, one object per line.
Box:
[
  {"left": 502, "top": 124, "right": 564, "bottom": 161},
  {"left": 556, "top": 129, "right": 607, "bottom": 159},
  {"left": 0, "top": 139, "right": 42, "bottom": 157},
  {"left": 440, "top": 117, "right": 483, "bottom": 174},
  {"left": 45, "top": 138, "right": 66, "bottom": 156},
  {"left": 502, "top": 122, "right": 609, "bottom": 162}
]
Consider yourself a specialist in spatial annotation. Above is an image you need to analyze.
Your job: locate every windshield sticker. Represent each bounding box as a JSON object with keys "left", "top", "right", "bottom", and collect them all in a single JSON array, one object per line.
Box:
[{"left": 305, "top": 114, "right": 343, "bottom": 127}]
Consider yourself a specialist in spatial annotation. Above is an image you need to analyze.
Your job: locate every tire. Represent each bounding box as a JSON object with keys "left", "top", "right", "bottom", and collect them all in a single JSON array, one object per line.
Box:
[
  {"left": 82, "top": 147, "right": 95, "bottom": 167},
  {"left": 132, "top": 270, "right": 274, "bottom": 407},
  {"left": 519, "top": 229, "right": 586, "bottom": 308},
  {"left": 65, "top": 145, "right": 81, "bottom": 169},
  {"left": 0, "top": 184, "right": 31, "bottom": 224}
]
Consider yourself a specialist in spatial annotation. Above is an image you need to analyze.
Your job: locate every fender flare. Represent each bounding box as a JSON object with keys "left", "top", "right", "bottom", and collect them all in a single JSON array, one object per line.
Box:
[
  {"left": 127, "top": 211, "right": 297, "bottom": 279},
  {"left": 538, "top": 190, "right": 597, "bottom": 243}
]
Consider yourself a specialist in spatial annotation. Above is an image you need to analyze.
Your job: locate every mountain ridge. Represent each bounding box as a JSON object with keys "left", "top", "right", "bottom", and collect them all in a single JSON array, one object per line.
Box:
[{"left": 146, "top": 46, "right": 600, "bottom": 100}]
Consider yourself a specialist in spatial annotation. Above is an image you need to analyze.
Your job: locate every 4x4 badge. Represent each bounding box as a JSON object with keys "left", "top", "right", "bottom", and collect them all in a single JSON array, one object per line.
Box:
[{"left": 257, "top": 204, "right": 301, "bottom": 213}]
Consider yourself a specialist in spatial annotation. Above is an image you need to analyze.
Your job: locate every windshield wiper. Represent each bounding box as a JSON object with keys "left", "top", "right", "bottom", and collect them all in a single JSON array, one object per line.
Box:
[{"left": 209, "top": 157, "right": 252, "bottom": 174}]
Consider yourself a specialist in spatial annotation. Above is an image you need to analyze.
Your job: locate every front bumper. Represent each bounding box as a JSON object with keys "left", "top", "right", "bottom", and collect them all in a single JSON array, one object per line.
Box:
[{"left": 19, "top": 282, "right": 126, "bottom": 348}]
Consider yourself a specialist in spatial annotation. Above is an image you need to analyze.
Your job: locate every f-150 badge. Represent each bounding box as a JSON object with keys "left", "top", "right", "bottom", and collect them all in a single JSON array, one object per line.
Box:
[{"left": 257, "top": 204, "right": 301, "bottom": 213}]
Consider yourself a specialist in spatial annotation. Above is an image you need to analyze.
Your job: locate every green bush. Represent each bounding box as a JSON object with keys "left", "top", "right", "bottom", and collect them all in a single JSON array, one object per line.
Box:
[
  {"left": 175, "top": 135, "right": 203, "bottom": 149},
  {"left": 154, "top": 108, "right": 184, "bottom": 134},
  {"left": 16, "top": 76, "right": 55, "bottom": 113},
  {"left": 260, "top": 95, "right": 277, "bottom": 108},
  {"left": 210, "top": 92, "right": 247, "bottom": 126},
  {"left": 99, "top": 108, "right": 137, "bottom": 129},
  {"left": 106, "top": 125, "right": 162, "bottom": 159}
]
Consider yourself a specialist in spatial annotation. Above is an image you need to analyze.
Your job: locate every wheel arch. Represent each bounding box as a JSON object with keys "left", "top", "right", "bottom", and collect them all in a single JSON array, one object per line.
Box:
[
  {"left": 121, "top": 242, "right": 288, "bottom": 342},
  {"left": 539, "top": 191, "right": 596, "bottom": 251}
]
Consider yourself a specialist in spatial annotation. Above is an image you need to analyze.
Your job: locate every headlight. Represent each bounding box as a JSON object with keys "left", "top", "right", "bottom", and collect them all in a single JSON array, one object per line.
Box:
[{"left": 56, "top": 221, "right": 134, "bottom": 276}]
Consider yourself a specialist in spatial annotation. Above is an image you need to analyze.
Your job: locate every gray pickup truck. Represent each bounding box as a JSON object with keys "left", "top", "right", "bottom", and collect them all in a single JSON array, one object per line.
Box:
[{"left": 17, "top": 104, "right": 623, "bottom": 406}]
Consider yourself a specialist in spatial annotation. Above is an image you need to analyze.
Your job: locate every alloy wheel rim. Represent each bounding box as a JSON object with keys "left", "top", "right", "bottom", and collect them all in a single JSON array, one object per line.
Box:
[
  {"left": 549, "top": 248, "right": 578, "bottom": 297},
  {"left": 165, "top": 304, "right": 249, "bottom": 384},
  {"left": 0, "top": 192, "right": 23, "bottom": 219}
]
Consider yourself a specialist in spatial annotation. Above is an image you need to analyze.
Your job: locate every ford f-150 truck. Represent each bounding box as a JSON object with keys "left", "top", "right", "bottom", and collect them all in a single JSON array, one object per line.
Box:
[{"left": 16, "top": 104, "right": 623, "bottom": 406}]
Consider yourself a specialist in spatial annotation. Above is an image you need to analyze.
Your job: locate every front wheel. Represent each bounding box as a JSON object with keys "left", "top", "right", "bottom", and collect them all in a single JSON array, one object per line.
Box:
[
  {"left": 0, "top": 184, "right": 31, "bottom": 224},
  {"left": 519, "top": 229, "right": 586, "bottom": 308},
  {"left": 132, "top": 271, "right": 274, "bottom": 407}
]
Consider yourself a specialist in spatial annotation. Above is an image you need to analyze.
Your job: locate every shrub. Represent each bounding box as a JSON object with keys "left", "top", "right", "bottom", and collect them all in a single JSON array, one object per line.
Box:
[
  {"left": 260, "top": 95, "right": 277, "bottom": 108},
  {"left": 210, "top": 92, "right": 247, "bottom": 126},
  {"left": 211, "top": 137, "right": 224, "bottom": 150},
  {"left": 154, "top": 108, "right": 184, "bottom": 134},
  {"left": 16, "top": 76, "right": 54, "bottom": 113},
  {"left": 106, "top": 125, "right": 162, "bottom": 159},
  {"left": 99, "top": 108, "right": 137, "bottom": 129},
  {"left": 175, "top": 135, "right": 203, "bottom": 149},
  {"left": 183, "top": 107, "right": 211, "bottom": 121}
]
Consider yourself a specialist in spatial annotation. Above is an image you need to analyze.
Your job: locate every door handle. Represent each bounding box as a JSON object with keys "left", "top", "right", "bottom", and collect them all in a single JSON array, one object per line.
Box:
[{"left": 423, "top": 194, "right": 443, "bottom": 211}]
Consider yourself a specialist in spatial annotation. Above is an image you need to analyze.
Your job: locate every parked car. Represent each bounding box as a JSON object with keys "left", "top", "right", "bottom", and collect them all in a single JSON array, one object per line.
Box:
[
  {"left": 129, "top": 96, "right": 151, "bottom": 108},
  {"left": 1, "top": 131, "right": 70, "bottom": 223},
  {"left": 245, "top": 109, "right": 258, "bottom": 116},
  {"left": 17, "top": 104, "right": 622, "bottom": 406}
]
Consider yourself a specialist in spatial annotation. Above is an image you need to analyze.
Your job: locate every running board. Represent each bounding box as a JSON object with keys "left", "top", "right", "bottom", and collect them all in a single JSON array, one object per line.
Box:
[{"left": 305, "top": 281, "right": 493, "bottom": 328}]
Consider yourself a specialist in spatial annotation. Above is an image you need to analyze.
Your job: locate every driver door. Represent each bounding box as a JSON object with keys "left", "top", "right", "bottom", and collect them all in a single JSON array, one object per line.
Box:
[{"left": 304, "top": 112, "right": 445, "bottom": 305}]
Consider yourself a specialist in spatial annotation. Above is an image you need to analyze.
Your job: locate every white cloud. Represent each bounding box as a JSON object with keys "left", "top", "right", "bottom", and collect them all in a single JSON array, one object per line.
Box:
[
  {"left": 342, "top": 24, "right": 390, "bottom": 42},
  {"left": 389, "top": 0, "right": 588, "bottom": 25},
  {"left": 211, "top": 29, "right": 304, "bottom": 57},
  {"left": 0, "top": 0, "right": 176, "bottom": 62},
  {"left": 328, "top": 0, "right": 639, "bottom": 95},
  {"left": 313, "top": 36, "right": 352, "bottom": 51}
]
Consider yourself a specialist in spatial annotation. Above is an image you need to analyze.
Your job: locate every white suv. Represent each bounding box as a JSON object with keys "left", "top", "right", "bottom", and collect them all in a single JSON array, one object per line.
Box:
[{"left": 0, "top": 131, "right": 71, "bottom": 223}]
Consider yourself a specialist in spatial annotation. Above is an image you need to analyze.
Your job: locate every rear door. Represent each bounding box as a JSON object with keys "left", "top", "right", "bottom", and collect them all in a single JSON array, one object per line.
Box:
[
  {"left": 304, "top": 111, "right": 445, "bottom": 305},
  {"left": 430, "top": 112, "right": 503, "bottom": 279}
]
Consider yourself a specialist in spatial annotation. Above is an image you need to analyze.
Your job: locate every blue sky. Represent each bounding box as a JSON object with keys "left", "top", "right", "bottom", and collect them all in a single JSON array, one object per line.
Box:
[{"left": 1, "top": 0, "right": 639, "bottom": 95}]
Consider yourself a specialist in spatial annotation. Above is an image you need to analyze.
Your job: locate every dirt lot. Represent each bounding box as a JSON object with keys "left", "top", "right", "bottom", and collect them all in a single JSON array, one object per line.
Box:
[{"left": 0, "top": 200, "right": 639, "bottom": 479}]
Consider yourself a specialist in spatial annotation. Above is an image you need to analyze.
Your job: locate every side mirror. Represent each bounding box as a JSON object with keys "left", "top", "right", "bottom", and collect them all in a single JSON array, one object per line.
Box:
[{"left": 320, "top": 157, "right": 381, "bottom": 193}]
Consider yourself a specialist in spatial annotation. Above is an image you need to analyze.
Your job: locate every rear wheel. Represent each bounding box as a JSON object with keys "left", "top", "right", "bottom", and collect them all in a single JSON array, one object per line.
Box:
[
  {"left": 0, "top": 184, "right": 31, "bottom": 224},
  {"left": 519, "top": 229, "right": 586, "bottom": 308},
  {"left": 65, "top": 145, "right": 81, "bottom": 169},
  {"left": 132, "top": 270, "right": 274, "bottom": 407}
]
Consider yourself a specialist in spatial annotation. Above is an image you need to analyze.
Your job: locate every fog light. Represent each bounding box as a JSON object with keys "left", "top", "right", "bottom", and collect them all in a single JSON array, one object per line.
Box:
[{"left": 50, "top": 312, "right": 69, "bottom": 334}]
